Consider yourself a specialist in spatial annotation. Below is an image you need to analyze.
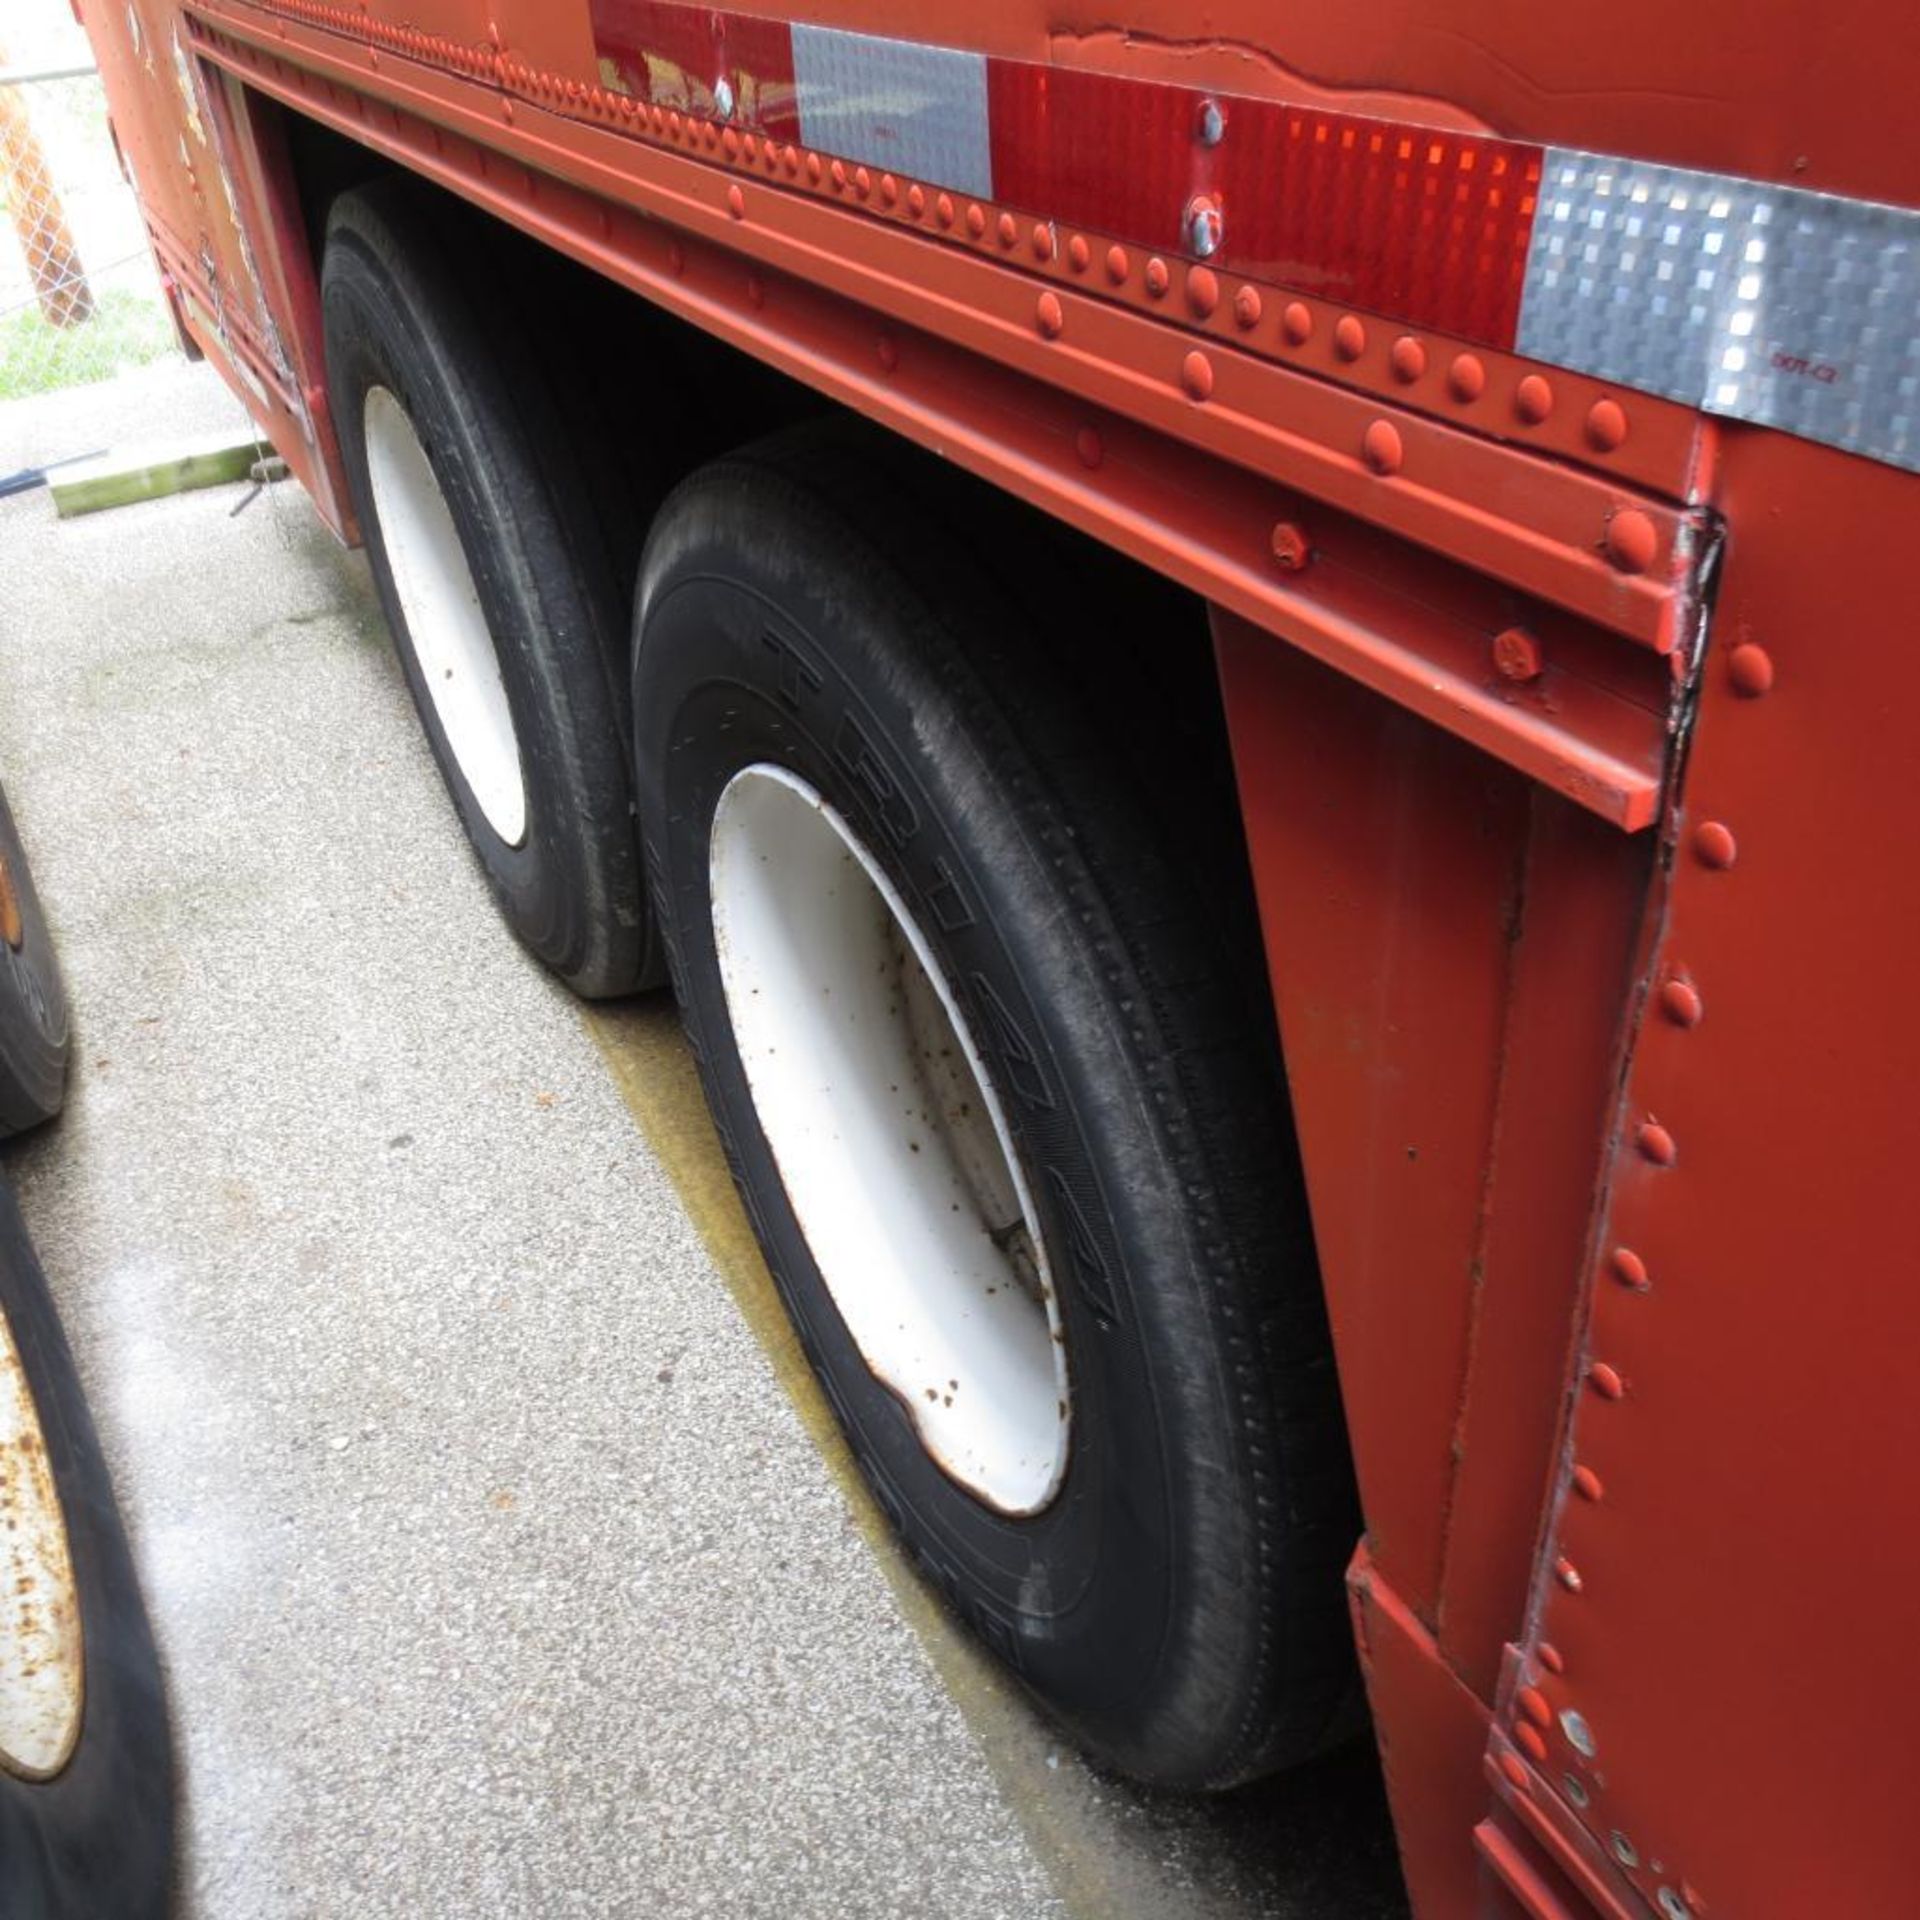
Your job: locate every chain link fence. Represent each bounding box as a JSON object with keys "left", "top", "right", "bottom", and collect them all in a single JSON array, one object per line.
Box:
[{"left": 0, "top": 65, "right": 180, "bottom": 401}]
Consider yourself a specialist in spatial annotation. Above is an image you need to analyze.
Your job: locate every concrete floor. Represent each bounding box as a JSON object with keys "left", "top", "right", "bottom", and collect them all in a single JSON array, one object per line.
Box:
[{"left": 0, "top": 361, "right": 1409, "bottom": 1919}]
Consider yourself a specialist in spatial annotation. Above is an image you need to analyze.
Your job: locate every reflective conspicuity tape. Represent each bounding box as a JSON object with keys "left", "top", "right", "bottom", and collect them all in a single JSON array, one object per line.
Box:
[
  {"left": 590, "top": 0, "right": 1920, "bottom": 476},
  {"left": 1519, "top": 151, "right": 1920, "bottom": 473}
]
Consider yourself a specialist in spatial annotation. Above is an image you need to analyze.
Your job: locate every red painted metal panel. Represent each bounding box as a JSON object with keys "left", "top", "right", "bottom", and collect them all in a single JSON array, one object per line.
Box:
[
  {"left": 1509, "top": 429, "right": 1920, "bottom": 1916},
  {"left": 1216, "top": 615, "right": 1530, "bottom": 1617}
]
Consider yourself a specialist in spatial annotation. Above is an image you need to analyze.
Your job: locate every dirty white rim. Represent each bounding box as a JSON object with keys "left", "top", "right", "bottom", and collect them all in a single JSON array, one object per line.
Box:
[
  {"left": 0, "top": 1302, "right": 83, "bottom": 1779},
  {"left": 362, "top": 386, "right": 527, "bottom": 846},
  {"left": 711, "top": 764, "right": 1070, "bottom": 1515}
]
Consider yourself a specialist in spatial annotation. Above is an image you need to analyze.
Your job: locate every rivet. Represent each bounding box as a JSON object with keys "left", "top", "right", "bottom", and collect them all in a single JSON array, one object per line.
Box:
[
  {"left": 1515, "top": 1723, "right": 1549, "bottom": 1763},
  {"left": 1692, "top": 820, "right": 1738, "bottom": 870},
  {"left": 1492, "top": 627, "right": 1542, "bottom": 683},
  {"left": 1186, "top": 265, "right": 1219, "bottom": 318},
  {"left": 1606, "top": 508, "right": 1659, "bottom": 574},
  {"left": 1233, "top": 284, "right": 1262, "bottom": 329},
  {"left": 935, "top": 192, "right": 954, "bottom": 226},
  {"left": 997, "top": 211, "right": 1018, "bottom": 247},
  {"left": 1612, "top": 1831, "right": 1640, "bottom": 1868},
  {"left": 807, "top": 152, "right": 823, "bottom": 183},
  {"left": 1680, "top": 1883, "right": 1706, "bottom": 1916},
  {"left": 702, "top": 122, "right": 717, "bottom": 150},
  {"left": 1181, "top": 350, "right": 1214, "bottom": 401},
  {"left": 1067, "top": 234, "right": 1090, "bottom": 272},
  {"left": 1105, "top": 244, "right": 1130, "bottom": 284},
  {"left": 744, "top": 133, "right": 762, "bottom": 164},
  {"left": 1334, "top": 314, "right": 1367, "bottom": 361},
  {"left": 1035, "top": 291, "right": 1065, "bottom": 339},
  {"left": 878, "top": 171, "right": 897, "bottom": 204},
  {"left": 713, "top": 74, "right": 735, "bottom": 119},
  {"left": 722, "top": 127, "right": 739, "bottom": 159},
  {"left": 1390, "top": 335, "right": 1427, "bottom": 383},
  {"left": 1560, "top": 1707, "right": 1597, "bottom": 1755},
  {"left": 1282, "top": 300, "right": 1313, "bottom": 345},
  {"left": 876, "top": 333, "right": 897, "bottom": 372},
  {"left": 1197, "top": 97, "right": 1225, "bottom": 146},
  {"left": 1498, "top": 1753, "right": 1531, "bottom": 1793},
  {"left": 1556, "top": 1557, "right": 1585, "bottom": 1594},
  {"left": 854, "top": 166, "right": 872, "bottom": 198},
  {"left": 966, "top": 202, "right": 986, "bottom": 237},
  {"left": 500, "top": 97, "right": 514, "bottom": 122},
  {"left": 1589, "top": 1361, "right": 1626, "bottom": 1400},
  {"left": 1450, "top": 352, "right": 1486, "bottom": 401},
  {"left": 1660, "top": 977, "right": 1703, "bottom": 1027},
  {"left": 1729, "top": 643, "right": 1775, "bottom": 695},
  {"left": 830, "top": 158, "right": 847, "bottom": 191},
  {"left": 1363, "top": 420, "right": 1403, "bottom": 475},
  {"left": 726, "top": 183, "right": 744, "bottom": 219},
  {"left": 1538, "top": 1643, "right": 1566, "bottom": 1674},
  {"left": 1636, "top": 1121, "right": 1677, "bottom": 1167},
  {"left": 1270, "top": 522, "right": 1310, "bottom": 573},
  {"left": 1074, "top": 427, "right": 1103, "bottom": 470},
  {"left": 1031, "top": 221, "right": 1054, "bottom": 260},
  {"left": 1516, "top": 373, "right": 1555, "bottom": 423},
  {"left": 1611, "top": 1246, "right": 1650, "bottom": 1291},
  {"left": 1572, "top": 1464, "right": 1606, "bottom": 1503},
  {"left": 1517, "top": 1685, "right": 1553, "bottom": 1729},
  {"left": 1185, "top": 195, "right": 1224, "bottom": 257},
  {"left": 906, "top": 183, "right": 925, "bottom": 217},
  {"left": 1145, "top": 257, "right": 1171, "bottom": 298},
  {"left": 1586, "top": 397, "right": 1629, "bottom": 451}
]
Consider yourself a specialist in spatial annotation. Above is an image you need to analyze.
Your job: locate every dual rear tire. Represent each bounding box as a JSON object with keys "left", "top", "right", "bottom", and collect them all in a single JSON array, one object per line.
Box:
[{"left": 325, "top": 188, "right": 1358, "bottom": 1786}]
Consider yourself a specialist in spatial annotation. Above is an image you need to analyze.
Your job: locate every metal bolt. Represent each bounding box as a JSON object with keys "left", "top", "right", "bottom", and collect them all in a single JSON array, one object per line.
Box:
[
  {"left": 1729, "top": 643, "right": 1775, "bottom": 695},
  {"left": 1560, "top": 1708, "right": 1597, "bottom": 1756},
  {"left": 1661, "top": 977, "right": 1704, "bottom": 1027},
  {"left": 1656, "top": 1891, "right": 1691, "bottom": 1920},
  {"left": 1563, "top": 1773, "right": 1591, "bottom": 1808},
  {"left": 1692, "top": 820, "right": 1738, "bottom": 870},
  {"left": 1612, "top": 1831, "right": 1640, "bottom": 1868},
  {"left": 1186, "top": 196, "right": 1224, "bottom": 257},
  {"left": 1270, "top": 523, "right": 1311, "bottom": 573},
  {"left": 713, "top": 75, "right": 735, "bottom": 118},
  {"left": 1197, "top": 97, "right": 1225, "bottom": 146},
  {"left": 1492, "top": 627, "right": 1543, "bottom": 683},
  {"left": 1606, "top": 508, "right": 1659, "bottom": 574}
]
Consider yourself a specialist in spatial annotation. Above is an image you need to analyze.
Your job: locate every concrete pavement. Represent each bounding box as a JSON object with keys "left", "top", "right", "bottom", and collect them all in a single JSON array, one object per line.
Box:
[{"left": 0, "top": 359, "right": 1408, "bottom": 1920}]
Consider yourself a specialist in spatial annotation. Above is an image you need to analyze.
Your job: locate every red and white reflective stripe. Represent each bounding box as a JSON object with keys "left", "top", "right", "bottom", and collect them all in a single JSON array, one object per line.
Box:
[{"left": 592, "top": 1, "right": 1920, "bottom": 475}]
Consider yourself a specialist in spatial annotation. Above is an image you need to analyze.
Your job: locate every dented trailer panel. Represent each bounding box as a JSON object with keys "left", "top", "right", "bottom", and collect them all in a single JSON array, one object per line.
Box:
[{"left": 80, "top": 0, "right": 1920, "bottom": 1914}]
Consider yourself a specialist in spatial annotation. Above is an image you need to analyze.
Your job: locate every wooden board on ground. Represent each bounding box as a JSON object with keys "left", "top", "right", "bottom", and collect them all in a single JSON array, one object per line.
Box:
[{"left": 49, "top": 429, "right": 270, "bottom": 517}]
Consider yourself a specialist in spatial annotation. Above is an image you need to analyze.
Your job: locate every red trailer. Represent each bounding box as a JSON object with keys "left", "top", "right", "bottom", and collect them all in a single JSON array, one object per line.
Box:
[{"left": 66, "top": 0, "right": 1920, "bottom": 1913}]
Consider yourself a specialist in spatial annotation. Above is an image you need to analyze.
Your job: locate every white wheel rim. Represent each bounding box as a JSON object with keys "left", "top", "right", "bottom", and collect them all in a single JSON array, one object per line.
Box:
[
  {"left": 0, "top": 1303, "right": 83, "bottom": 1780},
  {"left": 362, "top": 386, "right": 528, "bottom": 847},
  {"left": 710, "top": 765, "right": 1071, "bottom": 1515}
]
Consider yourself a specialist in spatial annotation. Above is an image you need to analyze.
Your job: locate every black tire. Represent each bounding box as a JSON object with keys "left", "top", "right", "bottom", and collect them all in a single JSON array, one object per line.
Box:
[
  {"left": 0, "top": 1184, "right": 172, "bottom": 1918},
  {"left": 633, "top": 426, "right": 1360, "bottom": 1788},
  {"left": 322, "top": 177, "right": 662, "bottom": 996},
  {"left": 0, "top": 786, "right": 69, "bottom": 1137}
]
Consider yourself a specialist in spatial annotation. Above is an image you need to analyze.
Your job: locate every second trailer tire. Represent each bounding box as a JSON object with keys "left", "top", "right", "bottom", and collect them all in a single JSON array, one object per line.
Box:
[
  {"left": 0, "top": 786, "right": 69, "bottom": 1138},
  {"left": 634, "top": 430, "right": 1360, "bottom": 1787},
  {"left": 322, "top": 178, "right": 662, "bottom": 996},
  {"left": 0, "top": 1182, "right": 173, "bottom": 1919}
]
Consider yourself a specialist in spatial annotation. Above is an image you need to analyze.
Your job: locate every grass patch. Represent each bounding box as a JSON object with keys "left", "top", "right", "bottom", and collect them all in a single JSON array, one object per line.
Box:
[{"left": 0, "top": 286, "right": 176, "bottom": 401}]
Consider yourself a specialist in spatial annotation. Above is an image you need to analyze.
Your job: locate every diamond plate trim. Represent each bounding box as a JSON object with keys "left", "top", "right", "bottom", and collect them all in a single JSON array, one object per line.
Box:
[
  {"left": 1519, "top": 148, "right": 1920, "bottom": 473},
  {"left": 790, "top": 25, "right": 992, "bottom": 202}
]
